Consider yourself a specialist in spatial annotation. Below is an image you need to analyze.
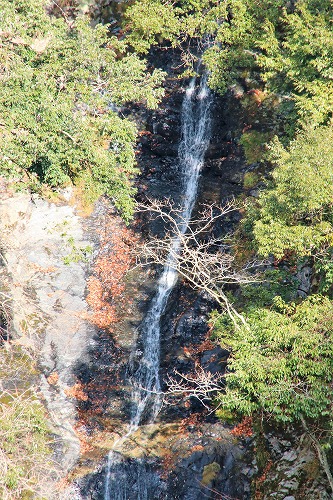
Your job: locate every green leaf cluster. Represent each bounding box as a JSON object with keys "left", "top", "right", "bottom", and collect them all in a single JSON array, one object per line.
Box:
[
  {"left": 124, "top": 0, "right": 229, "bottom": 57},
  {"left": 259, "top": 0, "right": 333, "bottom": 127},
  {"left": 0, "top": 0, "right": 165, "bottom": 221},
  {"left": 216, "top": 295, "right": 333, "bottom": 423},
  {"left": 252, "top": 127, "right": 333, "bottom": 258},
  {"left": 203, "top": 0, "right": 286, "bottom": 93},
  {"left": 199, "top": 0, "right": 333, "bottom": 126},
  {"left": 315, "top": 249, "right": 333, "bottom": 296}
]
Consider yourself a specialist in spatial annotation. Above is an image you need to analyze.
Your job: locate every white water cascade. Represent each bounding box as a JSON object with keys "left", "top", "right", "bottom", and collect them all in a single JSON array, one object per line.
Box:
[{"left": 104, "top": 73, "right": 212, "bottom": 499}]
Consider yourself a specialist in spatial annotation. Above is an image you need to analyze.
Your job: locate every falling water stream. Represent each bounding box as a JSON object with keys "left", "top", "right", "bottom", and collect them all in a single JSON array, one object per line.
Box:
[{"left": 104, "top": 73, "right": 212, "bottom": 499}]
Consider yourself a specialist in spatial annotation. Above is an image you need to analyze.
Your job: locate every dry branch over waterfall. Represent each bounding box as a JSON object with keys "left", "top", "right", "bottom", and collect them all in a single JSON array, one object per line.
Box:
[{"left": 136, "top": 199, "right": 259, "bottom": 327}]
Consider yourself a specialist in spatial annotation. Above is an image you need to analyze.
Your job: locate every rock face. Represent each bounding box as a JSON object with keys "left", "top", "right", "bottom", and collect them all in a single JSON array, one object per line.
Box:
[
  {"left": 133, "top": 51, "right": 247, "bottom": 420},
  {"left": 64, "top": 51, "right": 254, "bottom": 498},
  {"left": 136, "top": 57, "right": 247, "bottom": 212},
  {"left": 254, "top": 429, "right": 331, "bottom": 499},
  {"left": 78, "top": 422, "right": 253, "bottom": 499},
  {"left": 0, "top": 183, "right": 96, "bottom": 473},
  {"left": 77, "top": 55, "right": 255, "bottom": 499},
  {"left": 296, "top": 264, "right": 312, "bottom": 298}
]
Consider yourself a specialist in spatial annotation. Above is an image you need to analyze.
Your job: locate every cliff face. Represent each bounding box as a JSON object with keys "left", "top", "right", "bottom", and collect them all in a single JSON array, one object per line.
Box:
[
  {"left": 73, "top": 51, "right": 254, "bottom": 500},
  {"left": 0, "top": 62, "right": 263, "bottom": 500},
  {"left": 0, "top": 19, "right": 329, "bottom": 497},
  {"left": 72, "top": 50, "right": 329, "bottom": 499},
  {"left": 0, "top": 184, "right": 97, "bottom": 474}
]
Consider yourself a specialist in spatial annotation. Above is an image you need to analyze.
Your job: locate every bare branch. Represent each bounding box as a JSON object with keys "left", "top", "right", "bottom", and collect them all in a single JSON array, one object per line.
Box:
[
  {"left": 135, "top": 199, "right": 260, "bottom": 328},
  {"left": 164, "top": 366, "right": 224, "bottom": 410}
]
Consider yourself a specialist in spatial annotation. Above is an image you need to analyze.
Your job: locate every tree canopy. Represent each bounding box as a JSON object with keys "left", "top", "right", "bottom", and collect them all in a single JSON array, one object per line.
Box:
[
  {"left": 216, "top": 295, "right": 333, "bottom": 423},
  {"left": 0, "top": 0, "right": 165, "bottom": 220},
  {"left": 253, "top": 127, "right": 333, "bottom": 258}
]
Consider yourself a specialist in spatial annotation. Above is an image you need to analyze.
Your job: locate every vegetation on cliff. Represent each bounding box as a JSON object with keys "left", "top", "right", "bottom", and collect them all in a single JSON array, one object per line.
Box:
[
  {"left": 0, "top": 346, "right": 52, "bottom": 498},
  {"left": 0, "top": 0, "right": 164, "bottom": 221},
  {"left": 1, "top": 0, "right": 333, "bottom": 496},
  {"left": 125, "top": 0, "right": 333, "bottom": 490}
]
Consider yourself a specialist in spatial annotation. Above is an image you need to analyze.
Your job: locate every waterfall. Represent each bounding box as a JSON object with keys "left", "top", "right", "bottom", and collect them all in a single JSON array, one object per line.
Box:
[
  {"left": 104, "top": 73, "right": 212, "bottom": 499},
  {"left": 130, "top": 74, "right": 212, "bottom": 427}
]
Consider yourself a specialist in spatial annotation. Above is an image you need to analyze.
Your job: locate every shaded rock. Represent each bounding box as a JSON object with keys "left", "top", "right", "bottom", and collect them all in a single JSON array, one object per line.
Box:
[
  {"left": 296, "top": 265, "right": 312, "bottom": 298},
  {"left": 282, "top": 450, "right": 298, "bottom": 462},
  {"left": 261, "top": 431, "right": 331, "bottom": 499}
]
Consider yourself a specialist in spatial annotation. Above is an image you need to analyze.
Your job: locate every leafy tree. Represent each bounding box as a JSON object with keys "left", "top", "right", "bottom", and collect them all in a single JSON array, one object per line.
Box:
[
  {"left": 124, "top": 0, "right": 229, "bottom": 61},
  {"left": 251, "top": 126, "right": 333, "bottom": 258},
  {"left": 216, "top": 295, "right": 333, "bottom": 423},
  {"left": 200, "top": 0, "right": 286, "bottom": 93},
  {"left": 201, "top": 0, "right": 333, "bottom": 126},
  {"left": 123, "top": 0, "right": 182, "bottom": 54},
  {"left": 258, "top": 0, "right": 333, "bottom": 127},
  {"left": 0, "top": 0, "right": 165, "bottom": 221},
  {"left": 213, "top": 291, "right": 333, "bottom": 490}
]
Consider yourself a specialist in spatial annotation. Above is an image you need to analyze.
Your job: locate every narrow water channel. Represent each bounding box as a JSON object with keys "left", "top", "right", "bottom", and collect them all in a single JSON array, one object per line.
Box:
[{"left": 104, "top": 73, "right": 212, "bottom": 499}]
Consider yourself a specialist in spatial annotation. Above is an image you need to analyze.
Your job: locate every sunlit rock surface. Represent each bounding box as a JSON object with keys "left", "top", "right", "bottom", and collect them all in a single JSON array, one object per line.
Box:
[{"left": 0, "top": 183, "right": 95, "bottom": 473}]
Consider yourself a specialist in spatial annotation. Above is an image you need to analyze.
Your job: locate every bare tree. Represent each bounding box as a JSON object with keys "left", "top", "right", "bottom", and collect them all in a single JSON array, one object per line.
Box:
[
  {"left": 136, "top": 199, "right": 258, "bottom": 327},
  {"left": 164, "top": 366, "right": 224, "bottom": 411}
]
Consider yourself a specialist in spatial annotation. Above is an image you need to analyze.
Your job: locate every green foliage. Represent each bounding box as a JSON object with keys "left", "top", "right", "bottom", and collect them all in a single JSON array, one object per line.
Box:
[
  {"left": 124, "top": 0, "right": 182, "bottom": 53},
  {"left": 0, "top": 395, "right": 51, "bottom": 495},
  {"left": 215, "top": 295, "right": 333, "bottom": 423},
  {"left": 125, "top": 0, "right": 229, "bottom": 66},
  {"left": 201, "top": 462, "right": 221, "bottom": 486},
  {"left": 63, "top": 237, "right": 93, "bottom": 265},
  {"left": 240, "top": 269, "right": 298, "bottom": 309},
  {"left": 200, "top": 0, "right": 333, "bottom": 128},
  {"left": 243, "top": 171, "right": 260, "bottom": 190},
  {"left": 215, "top": 407, "right": 236, "bottom": 424},
  {"left": 210, "top": 309, "right": 234, "bottom": 343},
  {"left": 240, "top": 131, "right": 271, "bottom": 165},
  {"left": 260, "top": 0, "right": 333, "bottom": 127},
  {"left": 254, "top": 220, "right": 331, "bottom": 259},
  {"left": 0, "top": 347, "right": 52, "bottom": 498},
  {"left": 202, "top": 0, "right": 286, "bottom": 93},
  {"left": 252, "top": 127, "right": 333, "bottom": 258},
  {"left": 0, "top": 0, "right": 165, "bottom": 221},
  {"left": 315, "top": 249, "right": 333, "bottom": 296}
]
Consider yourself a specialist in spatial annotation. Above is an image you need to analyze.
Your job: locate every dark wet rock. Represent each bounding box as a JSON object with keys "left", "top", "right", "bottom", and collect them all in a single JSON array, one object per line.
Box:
[
  {"left": 78, "top": 423, "right": 251, "bottom": 499},
  {"left": 200, "top": 346, "right": 229, "bottom": 374},
  {"left": 296, "top": 264, "right": 312, "bottom": 298},
  {"left": 81, "top": 457, "right": 167, "bottom": 500}
]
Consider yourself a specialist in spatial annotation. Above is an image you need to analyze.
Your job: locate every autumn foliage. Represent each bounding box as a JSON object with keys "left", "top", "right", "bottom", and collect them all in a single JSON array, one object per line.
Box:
[
  {"left": 254, "top": 461, "right": 273, "bottom": 500},
  {"left": 230, "top": 416, "right": 253, "bottom": 438},
  {"left": 64, "top": 382, "right": 88, "bottom": 402},
  {"left": 86, "top": 215, "right": 137, "bottom": 331}
]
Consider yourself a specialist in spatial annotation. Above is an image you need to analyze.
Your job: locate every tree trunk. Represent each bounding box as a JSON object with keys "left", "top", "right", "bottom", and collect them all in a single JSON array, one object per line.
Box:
[{"left": 300, "top": 415, "right": 333, "bottom": 494}]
